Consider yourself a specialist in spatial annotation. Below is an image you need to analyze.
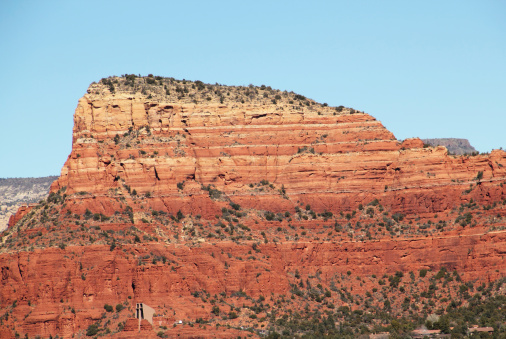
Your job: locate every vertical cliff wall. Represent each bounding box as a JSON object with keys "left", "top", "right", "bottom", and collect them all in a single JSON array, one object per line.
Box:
[{"left": 2, "top": 76, "right": 505, "bottom": 338}]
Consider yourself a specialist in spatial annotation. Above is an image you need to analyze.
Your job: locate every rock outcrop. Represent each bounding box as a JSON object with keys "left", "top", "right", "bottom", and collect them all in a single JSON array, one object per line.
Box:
[
  {"left": 45, "top": 81, "right": 506, "bottom": 219},
  {"left": 1, "top": 76, "right": 505, "bottom": 338}
]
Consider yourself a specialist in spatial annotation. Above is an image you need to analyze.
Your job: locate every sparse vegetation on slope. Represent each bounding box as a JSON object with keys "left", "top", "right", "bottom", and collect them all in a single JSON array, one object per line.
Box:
[{"left": 1, "top": 76, "right": 505, "bottom": 338}]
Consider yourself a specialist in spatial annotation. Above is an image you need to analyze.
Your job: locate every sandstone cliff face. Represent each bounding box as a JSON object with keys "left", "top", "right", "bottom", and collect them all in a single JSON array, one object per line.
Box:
[
  {"left": 2, "top": 76, "right": 506, "bottom": 338},
  {"left": 49, "top": 83, "right": 505, "bottom": 218},
  {"left": 1, "top": 232, "right": 505, "bottom": 338}
]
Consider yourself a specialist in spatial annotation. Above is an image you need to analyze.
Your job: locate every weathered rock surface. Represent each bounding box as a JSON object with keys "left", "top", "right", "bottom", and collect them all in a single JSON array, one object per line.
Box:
[
  {"left": 45, "top": 84, "right": 506, "bottom": 218},
  {"left": 1, "top": 231, "right": 505, "bottom": 338},
  {"left": 2, "top": 76, "right": 506, "bottom": 338}
]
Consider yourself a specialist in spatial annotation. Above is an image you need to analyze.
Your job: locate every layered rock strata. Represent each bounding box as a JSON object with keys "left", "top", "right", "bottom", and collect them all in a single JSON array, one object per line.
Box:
[
  {"left": 47, "top": 83, "right": 506, "bottom": 219},
  {"left": 2, "top": 76, "right": 506, "bottom": 338},
  {"left": 1, "top": 231, "right": 506, "bottom": 338}
]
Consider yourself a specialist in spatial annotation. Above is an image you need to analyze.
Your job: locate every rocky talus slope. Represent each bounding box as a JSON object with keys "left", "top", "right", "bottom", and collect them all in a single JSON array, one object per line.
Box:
[
  {"left": 1, "top": 76, "right": 505, "bottom": 338},
  {"left": 0, "top": 177, "right": 57, "bottom": 232}
]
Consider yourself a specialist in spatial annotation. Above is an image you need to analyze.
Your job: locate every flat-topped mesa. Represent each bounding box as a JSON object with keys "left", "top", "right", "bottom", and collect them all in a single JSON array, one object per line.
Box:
[
  {"left": 47, "top": 75, "right": 506, "bottom": 218},
  {"left": 3, "top": 76, "right": 506, "bottom": 339},
  {"left": 422, "top": 138, "right": 477, "bottom": 155}
]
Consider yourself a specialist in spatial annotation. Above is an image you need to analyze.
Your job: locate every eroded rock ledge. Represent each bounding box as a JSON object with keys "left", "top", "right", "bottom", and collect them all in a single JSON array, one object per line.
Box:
[{"left": 2, "top": 76, "right": 505, "bottom": 338}]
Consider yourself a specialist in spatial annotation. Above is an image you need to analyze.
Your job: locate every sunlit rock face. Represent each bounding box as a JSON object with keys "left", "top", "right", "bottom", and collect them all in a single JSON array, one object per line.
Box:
[{"left": 2, "top": 76, "right": 505, "bottom": 338}]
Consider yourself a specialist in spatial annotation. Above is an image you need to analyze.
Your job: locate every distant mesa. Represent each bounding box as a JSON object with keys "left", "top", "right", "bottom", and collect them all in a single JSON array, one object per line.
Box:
[
  {"left": 0, "top": 176, "right": 57, "bottom": 232},
  {"left": 421, "top": 138, "right": 477, "bottom": 155}
]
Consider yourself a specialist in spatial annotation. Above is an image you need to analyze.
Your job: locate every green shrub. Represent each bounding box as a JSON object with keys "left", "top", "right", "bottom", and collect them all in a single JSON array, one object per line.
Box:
[
  {"left": 86, "top": 324, "right": 99, "bottom": 336},
  {"left": 265, "top": 211, "right": 275, "bottom": 221},
  {"left": 368, "top": 199, "right": 379, "bottom": 206},
  {"left": 176, "top": 210, "right": 184, "bottom": 221},
  {"left": 476, "top": 171, "right": 483, "bottom": 181}
]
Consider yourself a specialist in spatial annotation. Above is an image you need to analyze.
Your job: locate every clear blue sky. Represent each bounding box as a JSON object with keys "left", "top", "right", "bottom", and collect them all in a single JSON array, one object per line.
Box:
[{"left": 1, "top": 0, "right": 505, "bottom": 178}]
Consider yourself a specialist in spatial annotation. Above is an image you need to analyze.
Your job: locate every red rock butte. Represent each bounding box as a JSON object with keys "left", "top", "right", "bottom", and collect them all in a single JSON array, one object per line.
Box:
[{"left": 1, "top": 75, "right": 505, "bottom": 338}]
